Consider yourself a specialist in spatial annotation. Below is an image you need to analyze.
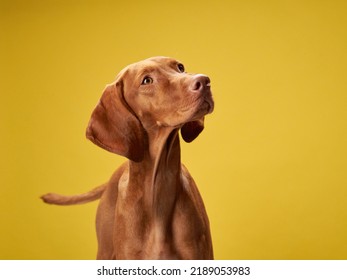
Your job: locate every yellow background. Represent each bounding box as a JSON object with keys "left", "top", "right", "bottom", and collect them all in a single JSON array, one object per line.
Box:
[{"left": 1, "top": 0, "right": 346, "bottom": 259}]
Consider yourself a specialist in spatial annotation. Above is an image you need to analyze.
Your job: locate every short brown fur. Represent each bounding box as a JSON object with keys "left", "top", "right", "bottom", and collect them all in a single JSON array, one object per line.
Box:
[{"left": 41, "top": 56, "right": 214, "bottom": 259}]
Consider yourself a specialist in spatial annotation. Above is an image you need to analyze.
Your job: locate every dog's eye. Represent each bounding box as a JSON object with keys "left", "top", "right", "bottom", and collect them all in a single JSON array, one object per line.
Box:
[
  {"left": 177, "top": 63, "right": 185, "bottom": 73},
  {"left": 141, "top": 76, "right": 153, "bottom": 85}
]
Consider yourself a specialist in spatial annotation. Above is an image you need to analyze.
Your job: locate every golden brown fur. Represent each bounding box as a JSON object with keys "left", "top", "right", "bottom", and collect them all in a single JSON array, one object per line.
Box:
[{"left": 41, "top": 56, "right": 214, "bottom": 259}]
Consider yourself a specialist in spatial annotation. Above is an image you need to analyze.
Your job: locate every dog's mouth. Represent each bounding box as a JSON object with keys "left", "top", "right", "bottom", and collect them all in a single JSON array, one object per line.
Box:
[
  {"left": 173, "top": 87, "right": 214, "bottom": 128},
  {"left": 199, "top": 90, "right": 214, "bottom": 114},
  {"left": 204, "top": 95, "right": 214, "bottom": 114}
]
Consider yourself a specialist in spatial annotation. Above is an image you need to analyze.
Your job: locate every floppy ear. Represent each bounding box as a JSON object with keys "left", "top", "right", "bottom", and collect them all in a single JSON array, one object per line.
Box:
[
  {"left": 180, "top": 117, "right": 205, "bottom": 143},
  {"left": 86, "top": 82, "right": 145, "bottom": 162}
]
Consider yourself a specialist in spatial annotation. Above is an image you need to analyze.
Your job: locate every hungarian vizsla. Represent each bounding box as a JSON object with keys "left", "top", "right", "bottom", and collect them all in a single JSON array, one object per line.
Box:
[{"left": 41, "top": 56, "right": 214, "bottom": 259}]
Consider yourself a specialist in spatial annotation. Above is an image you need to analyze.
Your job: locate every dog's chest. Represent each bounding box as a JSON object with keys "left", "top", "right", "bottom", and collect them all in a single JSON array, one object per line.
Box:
[
  {"left": 112, "top": 167, "right": 211, "bottom": 259},
  {"left": 114, "top": 189, "right": 208, "bottom": 259}
]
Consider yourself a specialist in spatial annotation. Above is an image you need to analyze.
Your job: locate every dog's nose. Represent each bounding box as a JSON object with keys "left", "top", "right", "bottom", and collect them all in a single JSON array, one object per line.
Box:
[{"left": 191, "top": 74, "right": 211, "bottom": 92}]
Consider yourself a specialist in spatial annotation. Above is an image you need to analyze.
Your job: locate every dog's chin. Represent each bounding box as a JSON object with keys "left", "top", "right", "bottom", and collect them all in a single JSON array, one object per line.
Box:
[
  {"left": 192, "top": 95, "right": 214, "bottom": 119},
  {"left": 168, "top": 95, "right": 214, "bottom": 128},
  {"left": 204, "top": 98, "right": 214, "bottom": 114}
]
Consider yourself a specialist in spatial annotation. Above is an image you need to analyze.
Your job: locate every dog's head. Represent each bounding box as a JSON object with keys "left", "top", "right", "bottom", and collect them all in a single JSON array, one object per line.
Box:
[{"left": 86, "top": 56, "right": 214, "bottom": 161}]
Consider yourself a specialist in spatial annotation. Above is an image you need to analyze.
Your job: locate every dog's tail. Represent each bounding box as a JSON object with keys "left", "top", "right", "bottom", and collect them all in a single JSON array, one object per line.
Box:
[{"left": 40, "top": 183, "right": 107, "bottom": 206}]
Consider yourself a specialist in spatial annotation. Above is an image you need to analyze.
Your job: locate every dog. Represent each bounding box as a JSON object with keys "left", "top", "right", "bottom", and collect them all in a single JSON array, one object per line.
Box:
[{"left": 42, "top": 56, "right": 214, "bottom": 259}]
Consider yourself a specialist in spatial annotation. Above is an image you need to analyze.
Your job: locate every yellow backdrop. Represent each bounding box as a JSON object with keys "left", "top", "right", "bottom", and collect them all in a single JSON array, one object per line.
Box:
[{"left": 1, "top": 0, "right": 346, "bottom": 259}]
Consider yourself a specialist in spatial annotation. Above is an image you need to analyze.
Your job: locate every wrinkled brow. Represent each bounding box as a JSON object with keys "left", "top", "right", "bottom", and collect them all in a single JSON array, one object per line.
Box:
[
  {"left": 131, "top": 60, "right": 181, "bottom": 81},
  {"left": 138, "top": 66, "right": 157, "bottom": 76}
]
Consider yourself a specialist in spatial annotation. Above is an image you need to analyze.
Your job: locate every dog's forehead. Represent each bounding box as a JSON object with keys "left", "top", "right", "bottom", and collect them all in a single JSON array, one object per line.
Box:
[
  {"left": 145, "top": 56, "right": 179, "bottom": 65},
  {"left": 114, "top": 57, "right": 182, "bottom": 83},
  {"left": 123, "top": 57, "right": 180, "bottom": 74}
]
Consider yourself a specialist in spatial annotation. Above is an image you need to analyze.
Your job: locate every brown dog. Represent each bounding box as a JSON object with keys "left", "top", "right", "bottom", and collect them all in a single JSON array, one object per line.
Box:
[{"left": 41, "top": 56, "right": 214, "bottom": 259}]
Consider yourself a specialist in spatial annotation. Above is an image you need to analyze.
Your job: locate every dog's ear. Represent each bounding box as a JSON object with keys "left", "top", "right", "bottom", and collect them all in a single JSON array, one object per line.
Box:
[
  {"left": 86, "top": 82, "right": 145, "bottom": 162},
  {"left": 181, "top": 117, "right": 205, "bottom": 143}
]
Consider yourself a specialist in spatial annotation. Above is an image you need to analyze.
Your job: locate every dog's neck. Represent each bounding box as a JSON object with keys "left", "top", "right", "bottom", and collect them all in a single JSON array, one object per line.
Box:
[{"left": 128, "top": 127, "right": 182, "bottom": 237}]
